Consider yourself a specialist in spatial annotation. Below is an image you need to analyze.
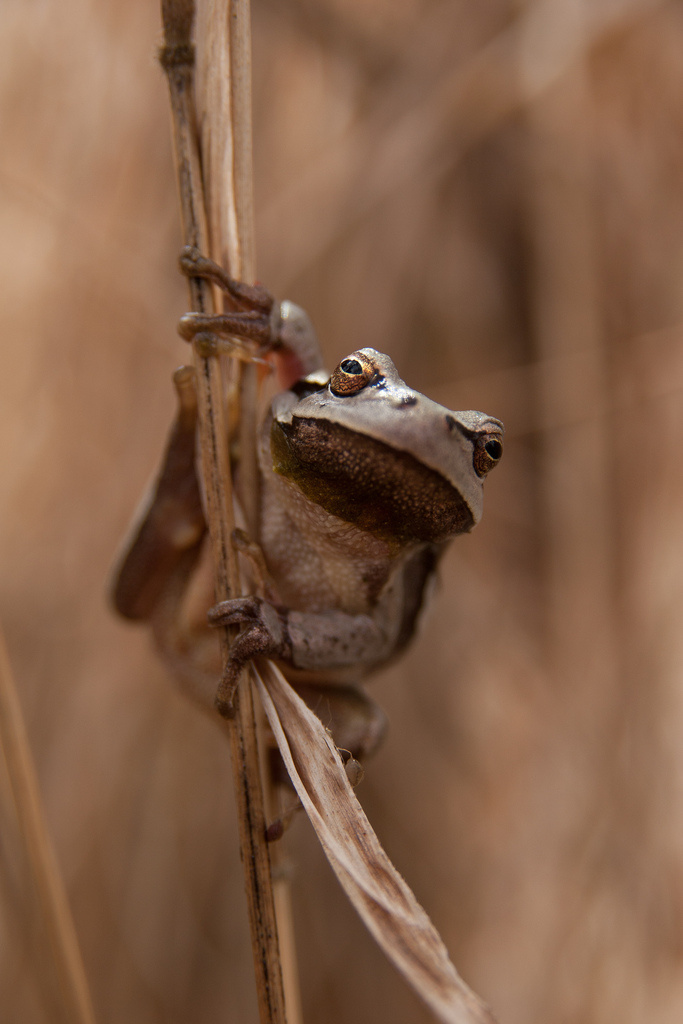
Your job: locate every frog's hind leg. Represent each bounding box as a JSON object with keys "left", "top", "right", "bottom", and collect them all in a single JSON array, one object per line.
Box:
[
  {"left": 111, "top": 364, "right": 206, "bottom": 622},
  {"left": 294, "top": 682, "right": 388, "bottom": 762},
  {"left": 265, "top": 682, "right": 385, "bottom": 842}
]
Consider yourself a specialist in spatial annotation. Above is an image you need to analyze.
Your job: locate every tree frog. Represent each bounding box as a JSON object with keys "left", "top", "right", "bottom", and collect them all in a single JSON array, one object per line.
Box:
[{"left": 112, "top": 248, "right": 503, "bottom": 760}]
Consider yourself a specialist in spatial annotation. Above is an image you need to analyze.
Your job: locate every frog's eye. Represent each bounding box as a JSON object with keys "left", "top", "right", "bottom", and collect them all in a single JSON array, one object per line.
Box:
[
  {"left": 473, "top": 433, "right": 503, "bottom": 476},
  {"left": 329, "top": 352, "right": 377, "bottom": 396}
]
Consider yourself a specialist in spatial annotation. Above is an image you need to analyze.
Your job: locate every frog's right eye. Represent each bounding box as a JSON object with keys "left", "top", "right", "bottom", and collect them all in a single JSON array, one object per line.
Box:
[
  {"left": 329, "top": 351, "right": 377, "bottom": 396},
  {"left": 473, "top": 433, "right": 503, "bottom": 476}
]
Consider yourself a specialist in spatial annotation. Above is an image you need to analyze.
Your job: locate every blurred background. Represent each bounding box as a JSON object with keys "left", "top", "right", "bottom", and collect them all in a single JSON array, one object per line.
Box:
[{"left": 2, "top": 0, "right": 683, "bottom": 1021}]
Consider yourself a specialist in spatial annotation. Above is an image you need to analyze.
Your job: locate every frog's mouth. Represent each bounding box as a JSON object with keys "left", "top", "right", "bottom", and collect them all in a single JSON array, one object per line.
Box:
[{"left": 271, "top": 417, "right": 475, "bottom": 544}]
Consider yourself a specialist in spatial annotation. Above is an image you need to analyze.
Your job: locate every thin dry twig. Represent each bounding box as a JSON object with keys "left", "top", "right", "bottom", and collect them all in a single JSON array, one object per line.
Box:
[
  {"left": 159, "top": 3, "right": 287, "bottom": 1022},
  {"left": 0, "top": 623, "right": 97, "bottom": 1024}
]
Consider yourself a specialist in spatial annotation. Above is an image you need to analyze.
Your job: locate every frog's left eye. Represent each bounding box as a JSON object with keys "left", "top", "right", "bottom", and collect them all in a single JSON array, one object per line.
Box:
[
  {"left": 329, "top": 352, "right": 377, "bottom": 396},
  {"left": 473, "top": 433, "right": 503, "bottom": 476}
]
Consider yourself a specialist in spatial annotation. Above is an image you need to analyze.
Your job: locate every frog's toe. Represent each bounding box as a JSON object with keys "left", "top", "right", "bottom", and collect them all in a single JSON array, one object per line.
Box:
[
  {"left": 229, "top": 619, "right": 286, "bottom": 666},
  {"left": 214, "top": 611, "right": 291, "bottom": 718},
  {"left": 208, "top": 595, "right": 261, "bottom": 626}
]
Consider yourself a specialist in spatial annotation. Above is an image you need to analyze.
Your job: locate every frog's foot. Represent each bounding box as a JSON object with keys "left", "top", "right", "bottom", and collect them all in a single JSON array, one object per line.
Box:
[
  {"left": 208, "top": 596, "right": 291, "bottom": 716},
  {"left": 176, "top": 247, "right": 323, "bottom": 383}
]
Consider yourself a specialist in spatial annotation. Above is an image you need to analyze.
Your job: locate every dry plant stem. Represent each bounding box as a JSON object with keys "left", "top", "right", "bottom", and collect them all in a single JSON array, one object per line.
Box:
[
  {"left": 160, "top": 4, "right": 287, "bottom": 1023},
  {"left": 194, "top": 2, "right": 301, "bottom": 1020},
  {"left": 195, "top": 0, "right": 260, "bottom": 533},
  {"left": 0, "top": 623, "right": 96, "bottom": 1024}
]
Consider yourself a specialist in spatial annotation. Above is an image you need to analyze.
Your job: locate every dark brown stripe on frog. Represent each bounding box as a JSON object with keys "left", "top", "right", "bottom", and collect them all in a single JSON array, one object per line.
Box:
[{"left": 271, "top": 416, "right": 474, "bottom": 545}]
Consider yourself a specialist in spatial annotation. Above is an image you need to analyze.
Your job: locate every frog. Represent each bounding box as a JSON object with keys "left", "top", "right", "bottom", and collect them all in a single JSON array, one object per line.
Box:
[{"left": 111, "top": 247, "right": 503, "bottom": 762}]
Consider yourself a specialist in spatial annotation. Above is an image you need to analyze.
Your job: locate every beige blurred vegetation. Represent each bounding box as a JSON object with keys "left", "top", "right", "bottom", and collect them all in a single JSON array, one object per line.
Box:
[{"left": 2, "top": 0, "right": 683, "bottom": 1021}]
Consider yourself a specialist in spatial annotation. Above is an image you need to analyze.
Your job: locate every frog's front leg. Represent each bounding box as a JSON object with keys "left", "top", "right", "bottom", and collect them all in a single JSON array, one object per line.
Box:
[
  {"left": 209, "top": 593, "right": 387, "bottom": 755},
  {"left": 177, "top": 246, "right": 323, "bottom": 386},
  {"left": 208, "top": 597, "right": 396, "bottom": 715}
]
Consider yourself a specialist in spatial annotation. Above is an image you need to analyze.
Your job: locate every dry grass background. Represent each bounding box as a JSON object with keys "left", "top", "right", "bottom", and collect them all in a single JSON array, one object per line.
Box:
[{"left": 2, "top": 0, "right": 683, "bottom": 1022}]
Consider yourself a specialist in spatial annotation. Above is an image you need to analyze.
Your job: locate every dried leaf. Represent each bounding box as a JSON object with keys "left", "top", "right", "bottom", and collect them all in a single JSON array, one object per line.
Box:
[{"left": 254, "top": 663, "right": 498, "bottom": 1024}]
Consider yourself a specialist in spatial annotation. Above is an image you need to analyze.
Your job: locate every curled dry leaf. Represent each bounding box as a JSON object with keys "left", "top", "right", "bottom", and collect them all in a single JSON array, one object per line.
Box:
[{"left": 254, "top": 662, "right": 498, "bottom": 1024}]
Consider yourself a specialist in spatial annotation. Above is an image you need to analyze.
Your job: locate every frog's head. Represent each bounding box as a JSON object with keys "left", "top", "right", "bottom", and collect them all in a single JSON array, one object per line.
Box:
[{"left": 270, "top": 348, "right": 503, "bottom": 545}]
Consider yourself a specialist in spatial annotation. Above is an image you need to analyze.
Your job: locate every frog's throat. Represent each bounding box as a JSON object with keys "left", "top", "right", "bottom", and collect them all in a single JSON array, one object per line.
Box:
[{"left": 270, "top": 417, "right": 475, "bottom": 544}]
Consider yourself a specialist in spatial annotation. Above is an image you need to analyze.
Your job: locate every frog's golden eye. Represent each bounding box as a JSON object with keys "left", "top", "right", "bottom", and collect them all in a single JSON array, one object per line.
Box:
[
  {"left": 329, "top": 351, "right": 377, "bottom": 396},
  {"left": 473, "top": 433, "right": 503, "bottom": 476}
]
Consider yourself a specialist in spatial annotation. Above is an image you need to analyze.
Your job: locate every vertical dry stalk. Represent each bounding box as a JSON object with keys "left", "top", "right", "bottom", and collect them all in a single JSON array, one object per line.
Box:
[
  {"left": 160, "top": 2, "right": 287, "bottom": 1022},
  {"left": 193, "top": 6, "right": 302, "bottom": 1019},
  {"left": 0, "top": 624, "right": 96, "bottom": 1024},
  {"left": 194, "top": 0, "right": 261, "bottom": 541}
]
